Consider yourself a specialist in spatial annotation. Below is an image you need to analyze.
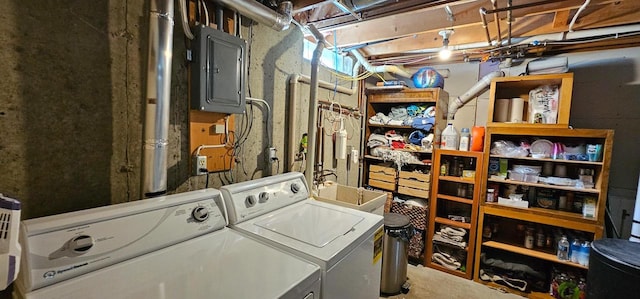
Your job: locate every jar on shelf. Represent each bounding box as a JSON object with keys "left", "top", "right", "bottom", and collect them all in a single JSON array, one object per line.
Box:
[{"left": 525, "top": 228, "right": 535, "bottom": 249}]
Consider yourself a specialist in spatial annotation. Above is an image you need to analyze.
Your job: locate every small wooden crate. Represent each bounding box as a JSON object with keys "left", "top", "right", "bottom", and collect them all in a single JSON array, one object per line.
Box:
[
  {"left": 397, "top": 171, "right": 430, "bottom": 199},
  {"left": 368, "top": 164, "right": 397, "bottom": 191}
]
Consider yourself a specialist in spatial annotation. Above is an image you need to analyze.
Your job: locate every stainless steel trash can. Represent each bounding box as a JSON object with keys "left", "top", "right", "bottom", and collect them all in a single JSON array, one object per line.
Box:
[{"left": 380, "top": 213, "right": 414, "bottom": 295}]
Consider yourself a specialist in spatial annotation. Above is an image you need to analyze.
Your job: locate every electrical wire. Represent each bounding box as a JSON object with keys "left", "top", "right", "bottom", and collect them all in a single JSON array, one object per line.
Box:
[
  {"left": 200, "top": 0, "right": 210, "bottom": 27},
  {"left": 178, "top": 0, "right": 194, "bottom": 39},
  {"left": 569, "top": 0, "right": 590, "bottom": 32}
]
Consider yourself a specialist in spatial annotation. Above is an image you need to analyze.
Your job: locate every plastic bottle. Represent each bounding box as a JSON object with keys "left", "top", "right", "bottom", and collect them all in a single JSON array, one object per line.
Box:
[
  {"left": 470, "top": 126, "right": 485, "bottom": 151},
  {"left": 458, "top": 128, "right": 470, "bottom": 151},
  {"left": 557, "top": 235, "right": 570, "bottom": 261},
  {"left": 579, "top": 241, "right": 591, "bottom": 266},
  {"left": 441, "top": 123, "right": 459, "bottom": 150},
  {"left": 570, "top": 239, "right": 581, "bottom": 263}
]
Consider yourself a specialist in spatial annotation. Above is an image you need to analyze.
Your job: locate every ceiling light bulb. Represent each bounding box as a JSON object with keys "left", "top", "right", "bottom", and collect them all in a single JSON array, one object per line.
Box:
[{"left": 439, "top": 48, "right": 452, "bottom": 60}]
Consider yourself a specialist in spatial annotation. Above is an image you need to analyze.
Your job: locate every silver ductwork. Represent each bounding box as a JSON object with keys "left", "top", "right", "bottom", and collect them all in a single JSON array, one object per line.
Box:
[
  {"left": 351, "top": 49, "right": 412, "bottom": 78},
  {"left": 212, "top": 0, "right": 293, "bottom": 31},
  {"left": 346, "top": 0, "right": 388, "bottom": 11},
  {"left": 142, "top": 0, "right": 174, "bottom": 197}
]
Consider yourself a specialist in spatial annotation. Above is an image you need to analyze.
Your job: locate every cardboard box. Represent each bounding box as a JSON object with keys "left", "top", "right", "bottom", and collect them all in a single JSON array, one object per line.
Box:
[{"left": 315, "top": 184, "right": 387, "bottom": 215}]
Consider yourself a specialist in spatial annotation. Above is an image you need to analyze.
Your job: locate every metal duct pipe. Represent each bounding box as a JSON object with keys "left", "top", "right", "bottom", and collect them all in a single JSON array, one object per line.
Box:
[
  {"left": 351, "top": 49, "right": 412, "bottom": 78},
  {"left": 212, "top": 0, "right": 292, "bottom": 31},
  {"left": 305, "top": 25, "right": 326, "bottom": 190},
  {"left": 142, "top": 0, "right": 174, "bottom": 197},
  {"left": 448, "top": 71, "right": 504, "bottom": 119},
  {"left": 347, "top": 0, "right": 389, "bottom": 11}
]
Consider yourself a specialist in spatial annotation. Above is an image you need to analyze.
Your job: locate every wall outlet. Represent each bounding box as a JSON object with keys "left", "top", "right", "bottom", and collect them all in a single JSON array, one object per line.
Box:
[
  {"left": 214, "top": 124, "right": 225, "bottom": 134},
  {"left": 193, "top": 155, "right": 208, "bottom": 176}
]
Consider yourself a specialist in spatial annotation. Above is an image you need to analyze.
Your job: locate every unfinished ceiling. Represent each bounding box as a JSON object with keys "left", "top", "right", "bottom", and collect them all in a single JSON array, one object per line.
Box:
[{"left": 291, "top": 0, "right": 640, "bottom": 66}]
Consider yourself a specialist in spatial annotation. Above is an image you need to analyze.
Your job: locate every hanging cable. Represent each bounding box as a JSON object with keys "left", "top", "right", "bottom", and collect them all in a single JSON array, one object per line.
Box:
[
  {"left": 569, "top": 0, "right": 591, "bottom": 32},
  {"left": 179, "top": 0, "right": 194, "bottom": 39}
]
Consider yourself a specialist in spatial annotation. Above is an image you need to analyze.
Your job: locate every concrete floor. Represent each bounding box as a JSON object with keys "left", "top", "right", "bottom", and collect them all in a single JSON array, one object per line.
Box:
[{"left": 381, "top": 264, "right": 523, "bottom": 299}]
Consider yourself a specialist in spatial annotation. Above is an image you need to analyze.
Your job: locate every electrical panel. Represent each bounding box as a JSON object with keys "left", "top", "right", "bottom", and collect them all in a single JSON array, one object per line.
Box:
[{"left": 191, "top": 25, "right": 246, "bottom": 114}]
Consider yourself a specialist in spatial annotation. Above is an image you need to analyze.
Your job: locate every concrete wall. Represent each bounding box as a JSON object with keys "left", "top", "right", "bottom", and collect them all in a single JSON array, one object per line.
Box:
[
  {"left": 436, "top": 47, "right": 640, "bottom": 238},
  {"left": 0, "top": 1, "right": 359, "bottom": 222}
]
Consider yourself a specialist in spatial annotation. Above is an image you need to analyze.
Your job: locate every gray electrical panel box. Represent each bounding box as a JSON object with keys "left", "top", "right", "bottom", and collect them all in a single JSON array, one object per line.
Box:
[{"left": 191, "top": 25, "right": 246, "bottom": 114}]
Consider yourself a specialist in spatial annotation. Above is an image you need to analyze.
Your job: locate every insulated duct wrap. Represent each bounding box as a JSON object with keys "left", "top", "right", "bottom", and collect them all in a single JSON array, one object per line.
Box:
[{"left": 143, "top": 0, "right": 174, "bottom": 197}]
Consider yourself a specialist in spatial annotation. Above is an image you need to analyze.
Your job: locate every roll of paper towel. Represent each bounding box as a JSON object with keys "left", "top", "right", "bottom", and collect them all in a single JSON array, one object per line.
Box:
[
  {"left": 510, "top": 97, "right": 524, "bottom": 122},
  {"left": 494, "top": 98, "right": 510, "bottom": 122}
]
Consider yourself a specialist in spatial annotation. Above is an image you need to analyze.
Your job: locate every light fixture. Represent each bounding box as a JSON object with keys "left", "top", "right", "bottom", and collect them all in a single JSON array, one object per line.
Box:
[{"left": 438, "top": 29, "right": 454, "bottom": 60}]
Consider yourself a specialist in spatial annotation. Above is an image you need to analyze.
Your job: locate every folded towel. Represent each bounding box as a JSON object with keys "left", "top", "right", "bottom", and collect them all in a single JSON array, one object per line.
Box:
[
  {"left": 441, "top": 226, "right": 467, "bottom": 237},
  {"left": 432, "top": 252, "right": 461, "bottom": 270},
  {"left": 434, "top": 233, "right": 467, "bottom": 249}
]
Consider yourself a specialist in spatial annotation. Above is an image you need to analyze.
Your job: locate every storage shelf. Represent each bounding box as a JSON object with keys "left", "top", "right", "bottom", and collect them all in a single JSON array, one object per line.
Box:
[
  {"left": 483, "top": 241, "right": 588, "bottom": 270},
  {"left": 474, "top": 280, "right": 552, "bottom": 298},
  {"left": 437, "top": 194, "right": 474, "bottom": 205},
  {"left": 364, "top": 155, "right": 429, "bottom": 166},
  {"left": 367, "top": 123, "right": 413, "bottom": 129},
  {"left": 487, "top": 178, "right": 600, "bottom": 194},
  {"left": 482, "top": 204, "right": 599, "bottom": 233},
  {"left": 427, "top": 262, "right": 468, "bottom": 279},
  {"left": 441, "top": 175, "right": 476, "bottom": 184},
  {"left": 490, "top": 155, "right": 603, "bottom": 166},
  {"left": 435, "top": 217, "right": 472, "bottom": 230}
]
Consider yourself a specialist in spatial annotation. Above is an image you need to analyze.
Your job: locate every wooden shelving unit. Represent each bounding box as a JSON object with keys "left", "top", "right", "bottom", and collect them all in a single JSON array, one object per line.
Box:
[
  {"left": 425, "top": 149, "right": 484, "bottom": 279},
  {"left": 473, "top": 126, "right": 614, "bottom": 297},
  {"left": 486, "top": 73, "right": 574, "bottom": 128}
]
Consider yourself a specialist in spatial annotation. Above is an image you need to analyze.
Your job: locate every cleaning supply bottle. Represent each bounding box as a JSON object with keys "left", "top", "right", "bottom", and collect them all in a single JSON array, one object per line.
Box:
[
  {"left": 470, "top": 126, "right": 485, "bottom": 151},
  {"left": 458, "top": 128, "right": 470, "bottom": 151},
  {"left": 441, "top": 123, "right": 458, "bottom": 150}
]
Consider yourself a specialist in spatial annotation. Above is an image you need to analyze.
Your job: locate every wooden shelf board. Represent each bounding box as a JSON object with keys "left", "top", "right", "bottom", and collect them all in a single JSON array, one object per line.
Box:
[
  {"left": 481, "top": 204, "right": 600, "bottom": 232},
  {"left": 435, "top": 217, "right": 471, "bottom": 230},
  {"left": 490, "top": 155, "right": 603, "bottom": 166},
  {"left": 487, "top": 178, "right": 600, "bottom": 194},
  {"left": 367, "top": 123, "right": 413, "bottom": 129},
  {"left": 437, "top": 149, "right": 485, "bottom": 158},
  {"left": 482, "top": 241, "right": 588, "bottom": 270},
  {"left": 364, "top": 155, "right": 429, "bottom": 165},
  {"left": 427, "top": 261, "right": 470, "bottom": 279},
  {"left": 437, "top": 194, "right": 474, "bottom": 205},
  {"left": 441, "top": 175, "right": 476, "bottom": 184},
  {"left": 474, "top": 280, "right": 551, "bottom": 298}
]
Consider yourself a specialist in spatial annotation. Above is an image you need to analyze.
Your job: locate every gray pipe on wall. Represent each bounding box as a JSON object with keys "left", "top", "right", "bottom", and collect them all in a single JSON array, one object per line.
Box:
[
  {"left": 142, "top": 0, "right": 174, "bottom": 197},
  {"left": 304, "top": 25, "right": 327, "bottom": 190}
]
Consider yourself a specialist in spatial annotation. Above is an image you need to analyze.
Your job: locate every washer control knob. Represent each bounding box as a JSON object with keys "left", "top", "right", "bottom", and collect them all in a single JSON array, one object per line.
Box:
[
  {"left": 192, "top": 206, "right": 209, "bottom": 222},
  {"left": 246, "top": 195, "right": 257, "bottom": 207},
  {"left": 69, "top": 235, "right": 94, "bottom": 253},
  {"left": 291, "top": 183, "right": 301, "bottom": 194},
  {"left": 259, "top": 192, "right": 269, "bottom": 203}
]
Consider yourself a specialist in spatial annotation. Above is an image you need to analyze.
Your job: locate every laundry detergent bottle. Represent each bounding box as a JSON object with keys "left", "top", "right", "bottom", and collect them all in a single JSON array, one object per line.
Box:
[{"left": 441, "top": 123, "right": 459, "bottom": 150}]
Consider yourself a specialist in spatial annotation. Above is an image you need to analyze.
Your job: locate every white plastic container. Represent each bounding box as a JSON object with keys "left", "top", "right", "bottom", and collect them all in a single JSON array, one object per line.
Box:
[
  {"left": 458, "top": 128, "right": 470, "bottom": 151},
  {"left": 441, "top": 123, "right": 458, "bottom": 150}
]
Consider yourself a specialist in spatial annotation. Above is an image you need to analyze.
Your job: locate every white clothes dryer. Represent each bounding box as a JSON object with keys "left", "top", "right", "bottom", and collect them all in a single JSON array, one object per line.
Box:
[
  {"left": 14, "top": 189, "right": 320, "bottom": 299},
  {"left": 220, "top": 172, "right": 384, "bottom": 299}
]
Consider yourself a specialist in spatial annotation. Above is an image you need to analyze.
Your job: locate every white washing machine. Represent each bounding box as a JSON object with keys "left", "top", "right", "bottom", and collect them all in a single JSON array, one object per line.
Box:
[
  {"left": 13, "top": 189, "right": 320, "bottom": 299},
  {"left": 220, "top": 172, "right": 384, "bottom": 299}
]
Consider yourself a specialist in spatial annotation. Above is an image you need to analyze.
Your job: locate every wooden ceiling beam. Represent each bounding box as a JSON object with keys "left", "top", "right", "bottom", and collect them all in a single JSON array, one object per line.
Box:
[
  {"left": 553, "top": 10, "right": 571, "bottom": 29},
  {"left": 324, "top": 0, "right": 623, "bottom": 48}
]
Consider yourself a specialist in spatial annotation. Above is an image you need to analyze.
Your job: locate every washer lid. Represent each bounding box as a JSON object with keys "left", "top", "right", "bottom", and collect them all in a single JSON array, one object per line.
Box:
[
  {"left": 255, "top": 203, "right": 364, "bottom": 248},
  {"left": 17, "top": 229, "right": 321, "bottom": 299}
]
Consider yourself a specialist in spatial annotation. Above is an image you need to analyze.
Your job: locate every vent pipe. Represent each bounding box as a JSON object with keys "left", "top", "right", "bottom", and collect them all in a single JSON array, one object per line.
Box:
[
  {"left": 350, "top": 49, "right": 412, "bottom": 78},
  {"left": 142, "top": 0, "right": 174, "bottom": 197},
  {"left": 448, "top": 71, "right": 504, "bottom": 119},
  {"left": 304, "top": 25, "right": 326, "bottom": 190},
  {"left": 212, "top": 0, "right": 293, "bottom": 31}
]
